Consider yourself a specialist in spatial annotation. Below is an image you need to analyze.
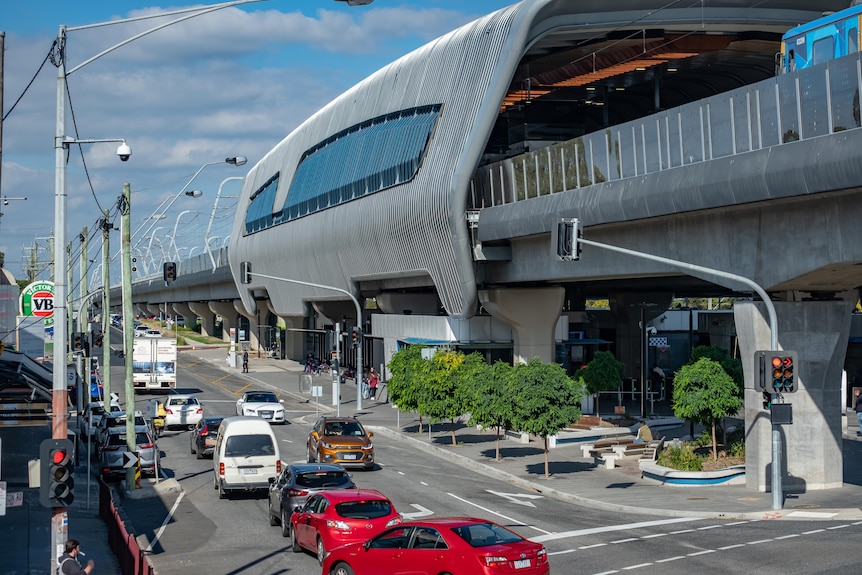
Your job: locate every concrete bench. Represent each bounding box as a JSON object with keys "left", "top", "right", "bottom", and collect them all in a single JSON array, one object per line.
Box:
[{"left": 638, "top": 437, "right": 666, "bottom": 462}]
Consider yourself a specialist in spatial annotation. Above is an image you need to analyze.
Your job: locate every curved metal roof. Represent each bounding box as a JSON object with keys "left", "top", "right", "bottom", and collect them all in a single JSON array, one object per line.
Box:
[{"left": 231, "top": 0, "right": 847, "bottom": 320}]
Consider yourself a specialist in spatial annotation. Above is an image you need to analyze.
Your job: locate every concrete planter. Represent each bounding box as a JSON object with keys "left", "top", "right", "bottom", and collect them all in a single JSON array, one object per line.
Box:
[{"left": 639, "top": 460, "right": 746, "bottom": 486}]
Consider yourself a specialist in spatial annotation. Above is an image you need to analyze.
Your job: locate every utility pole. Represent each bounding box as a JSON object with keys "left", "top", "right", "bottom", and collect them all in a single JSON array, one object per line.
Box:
[
  {"left": 80, "top": 227, "right": 89, "bottom": 358},
  {"left": 66, "top": 242, "right": 73, "bottom": 364},
  {"left": 101, "top": 211, "right": 112, "bottom": 402},
  {"left": 120, "top": 184, "right": 136, "bottom": 491}
]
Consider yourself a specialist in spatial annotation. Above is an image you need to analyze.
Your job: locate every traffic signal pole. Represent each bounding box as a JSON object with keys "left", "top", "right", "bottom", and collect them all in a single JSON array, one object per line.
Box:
[{"left": 573, "top": 233, "right": 783, "bottom": 509}]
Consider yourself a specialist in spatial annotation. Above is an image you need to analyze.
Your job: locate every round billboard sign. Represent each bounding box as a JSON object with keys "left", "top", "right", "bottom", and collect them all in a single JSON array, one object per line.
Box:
[{"left": 20, "top": 281, "right": 55, "bottom": 326}]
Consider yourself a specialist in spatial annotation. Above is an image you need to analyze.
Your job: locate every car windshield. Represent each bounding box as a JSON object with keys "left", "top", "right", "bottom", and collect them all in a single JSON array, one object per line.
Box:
[
  {"left": 296, "top": 471, "right": 350, "bottom": 488},
  {"left": 108, "top": 432, "right": 150, "bottom": 446},
  {"left": 450, "top": 523, "right": 523, "bottom": 547},
  {"left": 90, "top": 405, "right": 106, "bottom": 416},
  {"left": 325, "top": 421, "right": 365, "bottom": 436},
  {"left": 169, "top": 397, "right": 197, "bottom": 406},
  {"left": 225, "top": 434, "right": 274, "bottom": 457},
  {"left": 247, "top": 393, "right": 277, "bottom": 403},
  {"left": 335, "top": 499, "right": 392, "bottom": 519}
]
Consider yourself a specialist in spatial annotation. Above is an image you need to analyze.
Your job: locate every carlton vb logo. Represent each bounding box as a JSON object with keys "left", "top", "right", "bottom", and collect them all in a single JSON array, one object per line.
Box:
[{"left": 20, "top": 281, "right": 55, "bottom": 326}]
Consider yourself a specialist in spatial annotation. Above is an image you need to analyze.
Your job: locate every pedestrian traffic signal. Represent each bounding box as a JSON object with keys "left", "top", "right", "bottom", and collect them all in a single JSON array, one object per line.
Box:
[
  {"left": 163, "top": 261, "right": 178, "bottom": 282},
  {"left": 762, "top": 391, "right": 772, "bottom": 409},
  {"left": 755, "top": 350, "right": 797, "bottom": 393},
  {"left": 553, "top": 217, "right": 582, "bottom": 261},
  {"left": 240, "top": 261, "right": 252, "bottom": 284},
  {"left": 39, "top": 438, "right": 75, "bottom": 508}
]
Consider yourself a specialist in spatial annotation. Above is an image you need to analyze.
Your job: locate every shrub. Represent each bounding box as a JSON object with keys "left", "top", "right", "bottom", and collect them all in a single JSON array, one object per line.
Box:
[
  {"left": 728, "top": 438, "right": 745, "bottom": 458},
  {"left": 657, "top": 444, "right": 703, "bottom": 471}
]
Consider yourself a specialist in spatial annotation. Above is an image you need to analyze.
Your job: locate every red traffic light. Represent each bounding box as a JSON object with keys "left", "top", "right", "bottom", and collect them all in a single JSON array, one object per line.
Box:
[{"left": 52, "top": 449, "right": 68, "bottom": 465}]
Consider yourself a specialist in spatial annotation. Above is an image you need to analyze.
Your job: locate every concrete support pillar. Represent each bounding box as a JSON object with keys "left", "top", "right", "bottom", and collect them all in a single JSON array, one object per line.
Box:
[
  {"left": 735, "top": 300, "right": 853, "bottom": 492},
  {"left": 235, "top": 300, "right": 262, "bottom": 352},
  {"left": 209, "top": 301, "right": 237, "bottom": 343},
  {"left": 188, "top": 302, "right": 215, "bottom": 337},
  {"left": 479, "top": 287, "right": 564, "bottom": 364},
  {"left": 171, "top": 302, "right": 194, "bottom": 325},
  {"left": 266, "top": 301, "right": 303, "bottom": 361}
]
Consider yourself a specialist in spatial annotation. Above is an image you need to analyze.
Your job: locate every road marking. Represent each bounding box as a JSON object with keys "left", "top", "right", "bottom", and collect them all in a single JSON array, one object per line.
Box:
[
  {"left": 144, "top": 492, "right": 185, "bottom": 553},
  {"left": 687, "top": 550, "right": 715, "bottom": 557},
  {"left": 718, "top": 544, "right": 745, "bottom": 550},
  {"left": 532, "top": 517, "right": 702, "bottom": 543},
  {"left": 446, "top": 492, "right": 551, "bottom": 535},
  {"left": 801, "top": 529, "right": 826, "bottom": 535},
  {"left": 623, "top": 563, "right": 653, "bottom": 570},
  {"left": 401, "top": 504, "right": 434, "bottom": 519},
  {"left": 655, "top": 556, "right": 685, "bottom": 563},
  {"left": 486, "top": 489, "right": 544, "bottom": 507}
]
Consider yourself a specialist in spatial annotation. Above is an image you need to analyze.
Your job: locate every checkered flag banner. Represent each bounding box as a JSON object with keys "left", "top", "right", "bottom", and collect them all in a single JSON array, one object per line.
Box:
[{"left": 649, "top": 337, "right": 668, "bottom": 347}]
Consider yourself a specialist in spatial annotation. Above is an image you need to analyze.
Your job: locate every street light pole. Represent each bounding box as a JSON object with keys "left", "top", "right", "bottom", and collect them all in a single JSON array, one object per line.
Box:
[
  {"left": 49, "top": 3, "right": 263, "bottom": 568},
  {"left": 207, "top": 176, "right": 242, "bottom": 270},
  {"left": 247, "top": 270, "right": 363, "bottom": 412}
]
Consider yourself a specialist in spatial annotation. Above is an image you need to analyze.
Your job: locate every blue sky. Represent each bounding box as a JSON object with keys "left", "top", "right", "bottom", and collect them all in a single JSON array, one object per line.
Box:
[{"left": 1, "top": 0, "right": 514, "bottom": 281}]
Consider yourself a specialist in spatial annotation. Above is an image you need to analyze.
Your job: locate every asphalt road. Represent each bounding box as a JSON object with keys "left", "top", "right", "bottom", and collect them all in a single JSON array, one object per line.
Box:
[{"left": 96, "top": 353, "right": 862, "bottom": 575}]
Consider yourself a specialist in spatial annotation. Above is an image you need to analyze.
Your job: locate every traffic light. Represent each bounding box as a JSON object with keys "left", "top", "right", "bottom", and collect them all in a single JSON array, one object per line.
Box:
[
  {"left": 163, "top": 261, "right": 178, "bottom": 282},
  {"left": 762, "top": 391, "right": 772, "bottom": 409},
  {"left": 553, "top": 217, "right": 582, "bottom": 261},
  {"left": 131, "top": 256, "right": 137, "bottom": 273},
  {"left": 39, "top": 438, "right": 75, "bottom": 508},
  {"left": 240, "top": 261, "right": 252, "bottom": 284},
  {"left": 73, "top": 332, "right": 84, "bottom": 351},
  {"left": 755, "top": 350, "right": 797, "bottom": 393},
  {"left": 351, "top": 327, "right": 360, "bottom": 348}
]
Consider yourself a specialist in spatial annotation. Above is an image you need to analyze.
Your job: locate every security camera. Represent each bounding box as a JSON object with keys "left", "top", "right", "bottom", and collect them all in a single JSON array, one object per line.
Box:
[
  {"left": 116, "top": 142, "right": 132, "bottom": 162},
  {"left": 647, "top": 326, "right": 658, "bottom": 335},
  {"left": 2, "top": 199, "right": 7, "bottom": 207}
]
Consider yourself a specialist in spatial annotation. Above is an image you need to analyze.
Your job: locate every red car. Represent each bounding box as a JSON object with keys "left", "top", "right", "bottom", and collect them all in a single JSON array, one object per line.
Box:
[
  {"left": 320, "top": 517, "right": 549, "bottom": 575},
  {"left": 290, "top": 489, "right": 402, "bottom": 566}
]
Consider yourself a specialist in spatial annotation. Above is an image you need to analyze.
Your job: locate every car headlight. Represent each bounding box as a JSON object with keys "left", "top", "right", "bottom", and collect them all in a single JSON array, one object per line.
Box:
[
  {"left": 320, "top": 441, "right": 333, "bottom": 449},
  {"left": 361, "top": 443, "right": 373, "bottom": 450}
]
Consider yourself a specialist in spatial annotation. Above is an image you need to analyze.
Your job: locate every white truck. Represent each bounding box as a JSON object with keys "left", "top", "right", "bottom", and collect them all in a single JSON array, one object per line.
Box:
[{"left": 132, "top": 337, "right": 177, "bottom": 392}]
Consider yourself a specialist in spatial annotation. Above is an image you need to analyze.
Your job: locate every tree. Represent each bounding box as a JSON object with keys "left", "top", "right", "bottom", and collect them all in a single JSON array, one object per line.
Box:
[
  {"left": 689, "top": 345, "right": 743, "bottom": 393},
  {"left": 509, "top": 358, "right": 583, "bottom": 479},
  {"left": 576, "top": 350, "right": 623, "bottom": 419},
  {"left": 420, "top": 350, "right": 480, "bottom": 445},
  {"left": 466, "top": 360, "right": 514, "bottom": 460},
  {"left": 671, "top": 357, "right": 742, "bottom": 459},
  {"left": 387, "top": 345, "right": 433, "bottom": 433}
]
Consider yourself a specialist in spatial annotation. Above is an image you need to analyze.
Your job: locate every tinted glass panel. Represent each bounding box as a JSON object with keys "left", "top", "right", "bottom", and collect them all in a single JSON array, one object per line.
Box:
[
  {"left": 295, "top": 472, "right": 350, "bottom": 488},
  {"left": 335, "top": 499, "right": 392, "bottom": 519},
  {"left": 225, "top": 434, "right": 275, "bottom": 457}
]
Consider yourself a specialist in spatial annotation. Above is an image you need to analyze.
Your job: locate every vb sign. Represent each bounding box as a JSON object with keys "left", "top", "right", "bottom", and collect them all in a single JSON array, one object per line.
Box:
[{"left": 20, "top": 281, "right": 55, "bottom": 326}]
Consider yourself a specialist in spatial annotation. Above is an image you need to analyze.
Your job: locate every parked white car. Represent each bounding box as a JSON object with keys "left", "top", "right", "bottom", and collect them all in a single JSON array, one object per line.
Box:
[
  {"left": 163, "top": 394, "right": 204, "bottom": 429},
  {"left": 235, "top": 390, "right": 285, "bottom": 424}
]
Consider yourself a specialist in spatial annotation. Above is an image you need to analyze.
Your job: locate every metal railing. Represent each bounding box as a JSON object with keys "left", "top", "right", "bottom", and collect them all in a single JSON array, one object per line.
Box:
[{"left": 469, "top": 53, "right": 862, "bottom": 209}]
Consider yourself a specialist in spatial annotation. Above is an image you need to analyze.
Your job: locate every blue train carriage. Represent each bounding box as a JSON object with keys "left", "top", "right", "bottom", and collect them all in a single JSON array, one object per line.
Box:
[{"left": 780, "top": 5, "right": 862, "bottom": 73}]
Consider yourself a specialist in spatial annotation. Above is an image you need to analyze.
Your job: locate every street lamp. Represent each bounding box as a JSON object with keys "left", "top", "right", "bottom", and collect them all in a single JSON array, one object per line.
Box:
[
  {"left": 207, "top": 176, "right": 243, "bottom": 270},
  {"left": 169, "top": 210, "right": 200, "bottom": 261},
  {"left": 49, "top": 2, "right": 263, "bottom": 564}
]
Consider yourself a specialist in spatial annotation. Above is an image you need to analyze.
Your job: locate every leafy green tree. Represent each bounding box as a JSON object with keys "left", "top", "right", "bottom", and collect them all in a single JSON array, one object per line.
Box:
[
  {"left": 672, "top": 357, "right": 741, "bottom": 460},
  {"left": 689, "top": 345, "right": 743, "bottom": 392},
  {"left": 576, "top": 350, "right": 623, "bottom": 419},
  {"left": 509, "top": 358, "right": 583, "bottom": 478},
  {"left": 421, "top": 351, "right": 484, "bottom": 445},
  {"left": 387, "top": 345, "right": 433, "bottom": 433},
  {"left": 466, "top": 360, "right": 514, "bottom": 460}
]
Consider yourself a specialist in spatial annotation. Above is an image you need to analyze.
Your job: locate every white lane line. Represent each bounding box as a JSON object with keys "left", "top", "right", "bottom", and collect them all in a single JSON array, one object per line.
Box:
[
  {"left": 688, "top": 550, "right": 715, "bottom": 557},
  {"left": 580, "top": 543, "right": 607, "bottom": 550},
  {"left": 696, "top": 524, "right": 723, "bottom": 530},
  {"left": 548, "top": 549, "right": 577, "bottom": 556},
  {"left": 594, "top": 570, "right": 620, "bottom": 575},
  {"left": 641, "top": 533, "right": 667, "bottom": 539},
  {"left": 718, "top": 544, "right": 745, "bottom": 550},
  {"left": 747, "top": 539, "right": 773, "bottom": 545},
  {"left": 723, "top": 521, "right": 752, "bottom": 526},
  {"left": 655, "top": 556, "right": 685, "bottom": 563},
  {"left": 827, "top": 525, "right": 849, "bottom": 530},
  {"left": 144, "top": 491, "right": 185, "bottom": 553},
  {"left": 669, "top": 529, "right": 695, "bottom": 534},
  {"left": 802, "top": 529, "right": 826, "bottom": 535},
  {"left": 611, "top": 538, "right": 639, "bottom": 544},
  {"left": 623, "top": 563, "right": 653, "bottom": 570},
  {"left": 446, "top": 492, "right": 551, "bottom": 535},
  {"left": 532, "top": 517, "right": 702, "bottom": 543},
  {"left": 775, "top": 534, "right": 800, "bottom": 540}
]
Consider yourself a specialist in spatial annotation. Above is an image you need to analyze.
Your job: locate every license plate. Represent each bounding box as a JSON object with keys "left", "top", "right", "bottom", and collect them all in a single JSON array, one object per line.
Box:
[
  {"left": 342, "top": 454, "right": 357, "bottom": 460},
  {"left": 514, "top": 559, "right": 531, "bottom": 569},
  {"left": 241, "top": 468, "right": 258, "bottom": 475}
]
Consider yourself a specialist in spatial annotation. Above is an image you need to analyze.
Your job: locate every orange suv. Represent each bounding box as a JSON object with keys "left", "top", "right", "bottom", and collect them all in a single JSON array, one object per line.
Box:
[{"left": 306, "top": 416, "right": 374, "bottom": 470}]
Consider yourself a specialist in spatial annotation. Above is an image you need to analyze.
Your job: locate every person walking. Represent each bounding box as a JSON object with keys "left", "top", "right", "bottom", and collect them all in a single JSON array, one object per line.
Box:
[
  {"left": 57, "top": 539, "right": 95, "bottom": 574},
  {"left": 854, "top": 388, "right": 862, "bottom": 436},
  {"left": 368, "top": 368, "right": 380, "bottom": 400},
  {"left": 242, "top": 350, "right": 249, "bottom": 373}
]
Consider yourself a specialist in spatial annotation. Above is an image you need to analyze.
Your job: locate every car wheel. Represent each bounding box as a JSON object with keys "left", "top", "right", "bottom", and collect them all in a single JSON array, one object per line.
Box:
[
  {"left": 195, "top": 443, "right": 203, "bottom": 460},
  {"left": 331, "top": 562, "right": 354, "bottom": 575},
  {"left": 290, "top": 521, "right": 302, "bottom": 552},
  {"left": 190, "top": 439, "right": 196, "bottom": 455},
  {"left": 281, "top": 507, "right": 291, "bottom": 538},
  {"left": 306, "top": 445, "right": 316, "bottom": 463},
  {"left": 269, "top": 500, "right": 279, "bottom": 527},
  {"left": 218, "top": 482, "right": 227, "bottom": 500},
  {"left": 316, "top": 537, "right": 326, "bottom": 566}
]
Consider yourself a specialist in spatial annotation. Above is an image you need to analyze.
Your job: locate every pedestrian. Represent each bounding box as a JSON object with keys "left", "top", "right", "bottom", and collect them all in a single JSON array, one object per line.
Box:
[
  {"left": 368, "top": 368, "right": 379, "bottom": 400},
  {"left": 57, "top": 539, "right": 94, "bottom": 574},
  {"left": 854, "top": 388, "right": 862, "bottom": 436},
  {"left": 242, "top": 350, "right": 249, "bottom": 373},
  {"left": 633, "top": 420, "right": 653, "bottom": 444}
]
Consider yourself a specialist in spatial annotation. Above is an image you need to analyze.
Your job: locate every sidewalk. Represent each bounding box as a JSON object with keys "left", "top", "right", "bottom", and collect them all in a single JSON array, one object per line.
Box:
[{"left": 185, "top": 345, "right": 862, "bottom": 522}]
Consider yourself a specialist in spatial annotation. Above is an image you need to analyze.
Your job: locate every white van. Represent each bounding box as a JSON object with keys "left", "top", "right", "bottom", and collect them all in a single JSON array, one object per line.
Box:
[{"left": 213, "top": 416, "right": 281, "bottom": 499}]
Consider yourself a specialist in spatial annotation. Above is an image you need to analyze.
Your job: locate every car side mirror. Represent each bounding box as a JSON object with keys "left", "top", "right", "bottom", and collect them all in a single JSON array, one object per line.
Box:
[
  {"left": 268, "top": 477, "right": 275, "bottom": 484},
  {"left": 368, "top": 431, "right": 373, "bottom": 437},
  {"left": 279, "top": 399, "right": 284, "bottom": 403},
  {"left": 293, "top": 505, "right": 302, "bottom": 513}
]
